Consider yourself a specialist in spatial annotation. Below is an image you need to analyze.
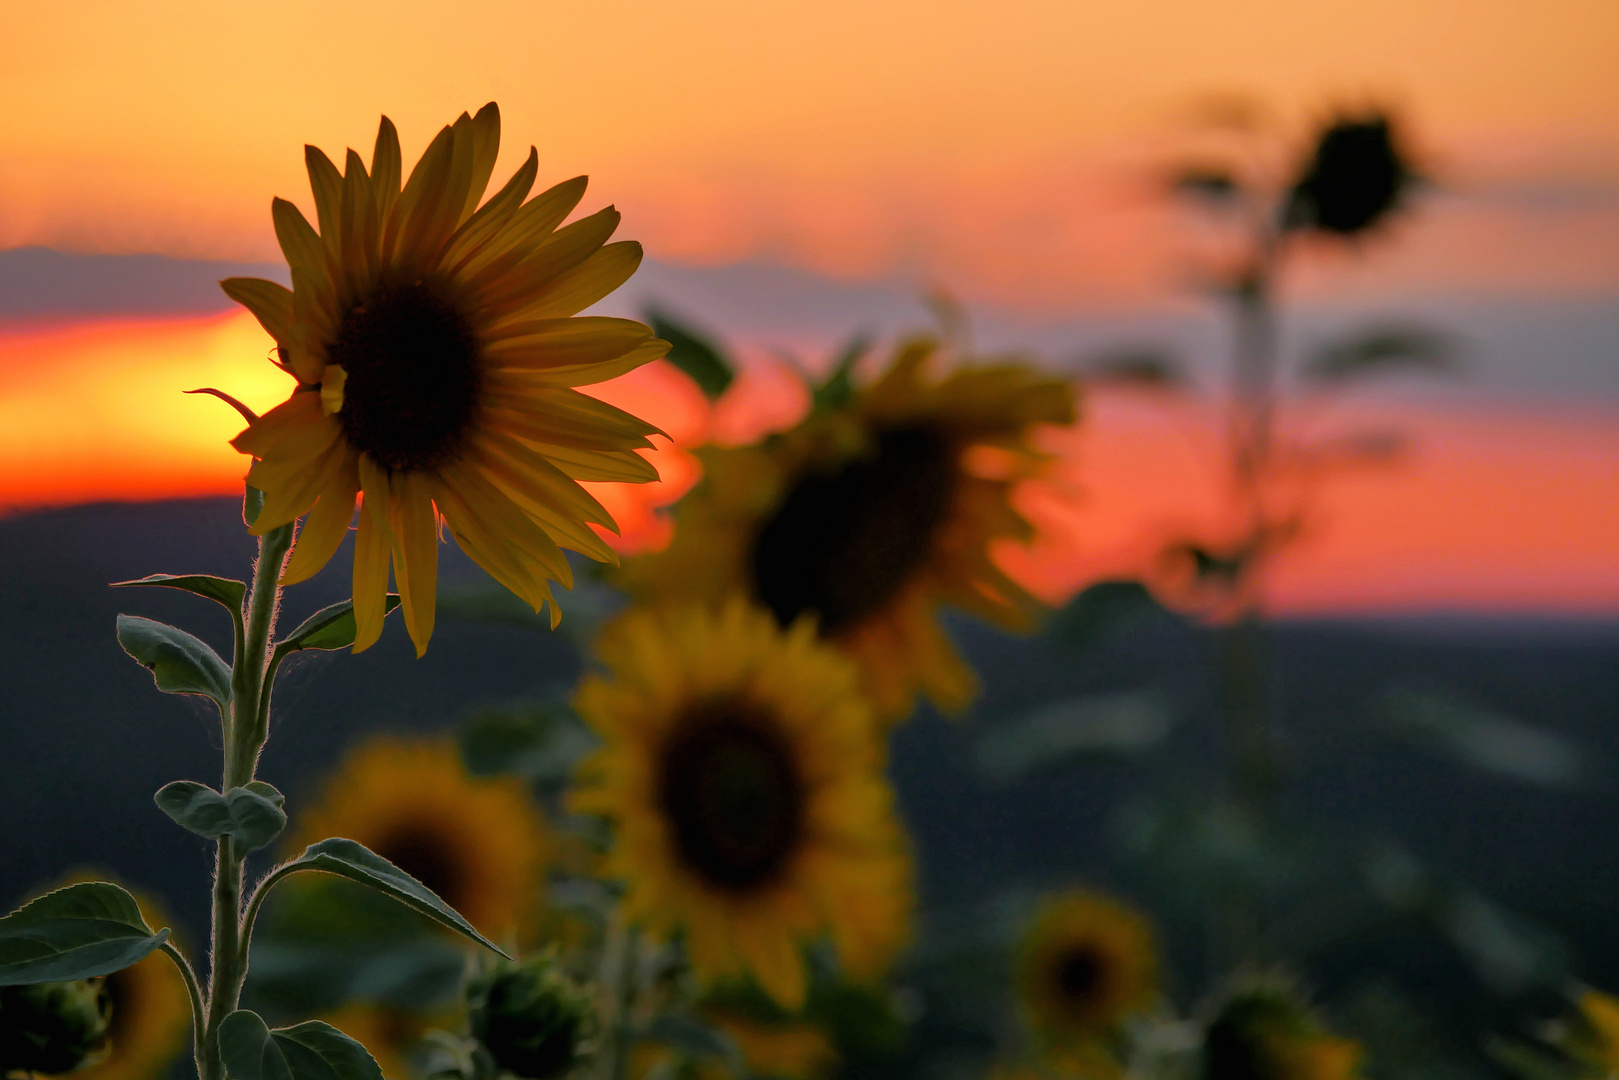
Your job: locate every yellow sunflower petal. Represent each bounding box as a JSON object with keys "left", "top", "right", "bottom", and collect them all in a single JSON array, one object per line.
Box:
[
  {"left": 467, "top": 205, "right": 620, "bottom": 312},
  {"left": 386, "top": 122, "right": 455, "bottom": 262},
  {"left": 390, "top": 471, "right": 439, "bottom": 657},
  {"left": 220, "top": 278, "right": 295, "bottom": 345},
  {"left": 460, "top": 101, "right": 503, "bottom": 223},
  {"left": 304, "top": 144, "right": 346, "bottom": 259},
  {"left": 371, "top": 116, "right": 403, "bottom": 219},
  {"left": 281, "top": 453, "right": 358, "bottom": 586},
  {"left": 500, "top": 240, "right": 643, "bottom": 322},
  {"left": 453, "top": 175, "right": 589, "bottom": 281},
  {"left": 441, "top": 147, "right": 539, "bottom": 271},
  {"left": 352, "top": 458, "right": 395, "bottom": 652},
  {"left": 272, "top": 197, "right": 331, "bottom": 284}
]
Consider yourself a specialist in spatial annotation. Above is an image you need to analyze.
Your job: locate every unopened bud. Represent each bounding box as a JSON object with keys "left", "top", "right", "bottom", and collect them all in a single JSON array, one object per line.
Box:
[
  {"left": 0, "top": 979, "right": 113, "bottom": 1075},
  {"left": 469, "top": 956, "right": 596, "bottom": 1080}
]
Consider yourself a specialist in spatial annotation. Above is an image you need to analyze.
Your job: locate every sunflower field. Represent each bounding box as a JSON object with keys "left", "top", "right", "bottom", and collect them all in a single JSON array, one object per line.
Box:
[{"left": 2, "top": 100, "right": 1616, "bottom": 1080}]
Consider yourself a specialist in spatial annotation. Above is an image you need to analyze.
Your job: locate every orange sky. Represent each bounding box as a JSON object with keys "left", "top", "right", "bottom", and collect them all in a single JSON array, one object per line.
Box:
[
  {"left": 3, "top": 0, "right": 1618, "bottom": 307},
  {"left": 4, "top": 311, "right": 1615, "bottom": 616}
]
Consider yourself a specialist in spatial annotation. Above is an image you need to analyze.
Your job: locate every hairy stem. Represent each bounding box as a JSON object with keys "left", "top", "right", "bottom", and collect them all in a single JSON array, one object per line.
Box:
[{"left": 200, "top": 522, "right": 293, "bottom": 1080}]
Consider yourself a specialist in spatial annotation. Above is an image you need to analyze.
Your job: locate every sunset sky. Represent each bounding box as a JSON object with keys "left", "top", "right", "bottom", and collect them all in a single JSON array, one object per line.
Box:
[{"left": 1, "top": 0, "right": 1616, "bottom": 615}]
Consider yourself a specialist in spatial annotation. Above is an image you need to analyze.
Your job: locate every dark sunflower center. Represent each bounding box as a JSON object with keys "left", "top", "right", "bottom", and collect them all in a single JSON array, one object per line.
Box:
[
  {"left": 656, "top": 707, "right": 806, "bottom": 892},
  {"left": 374, "top": 824, "right": 468, "bottom": 912},
  {"left": 1053, "top": 945, "right": 1106, "bottom": 1006},
  {"left": 328, "top": 279, "right": 482, "bottom": 472},
  {"left": 750, "top": 425, "right": 958, "bottom": 635}
]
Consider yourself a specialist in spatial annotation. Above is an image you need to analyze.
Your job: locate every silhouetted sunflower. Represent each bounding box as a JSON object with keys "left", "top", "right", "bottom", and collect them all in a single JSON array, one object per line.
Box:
[
  {"left": 1202, "top": 977, "right": 1359, "bottom": 1080},
  {"left": 1017, "top": 893, "right": 1157, "bottom": 1050},
  {"left": 226, "top": 102, "right": 667, "bottom": 655},
  {"left": 288, "top": 735, "right": 548, "bottom": 939},
  {"left": 1285, "top": 112, "right": 1412, "bottom": 237},
  {"left": 37, "top": 878, "right": 192, "bottom": 1080},
  {"left": 619, "top": 336, "right": 1076, "bottom": 720},
  {"left": 570, "top": 600, "right": 913, "bottom": 1008}
]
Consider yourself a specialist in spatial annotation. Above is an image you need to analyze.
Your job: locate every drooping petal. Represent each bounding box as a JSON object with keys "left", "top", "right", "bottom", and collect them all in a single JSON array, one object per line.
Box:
[
  {"left": 352, "top": 457, "right": 395, "bottom": 652},
  {"left": 389, "top": 471, "right": 439, "bottom": 656},
  {"left": 281, "top": 451, "right": 358, "bottom": 586}
]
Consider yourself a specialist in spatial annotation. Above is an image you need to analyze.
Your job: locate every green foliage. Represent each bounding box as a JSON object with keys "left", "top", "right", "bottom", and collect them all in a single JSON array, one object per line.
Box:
[
  {"left": 458, "top": 702, "right": 597, "bottom": 784},
  {"left": 244, "top": 485, "right": 266, "bottom": 528},
  {"left": 1047, "top": 579, "right": 1176, "bottom": 652},
  {"left": 645, "top": 306, "right": 733, "bottom": 400},
  {"left": 0, "top": 978, "right": 112, "bottom": 1074},
  {"left": 1379, "top": 686, "right": 1585, "bottom": 788},
  {"left": 974, "top": 690, "right": 1174, "bottom": 783},
  {"left": 810, "top": 334, "right": 873, "bottom": 413},
  {"left": 116, "top": 613, "right": 233, "bottom": 710},
  {"left": 1081, "top": 349, "right": 1191, "bottom": 392},
  {"left": 1303, "top": 326, "right": 1454, "bottom": 385},
  {"left": 155, "top": 779, "right": 287, "bottom": 851},
  {"left": 279, "top": 839, "right": 512, "bottom": 959},
  {"left": 112, "top": 572, "right": 247, "bottom": 612},
  {"left": 639, "top": 1014, "right": 743, "bottom": 1073},
  {"left": 468, "top": 955, "right": 597, "bottom": 1080},
  {"left": 278, "top": 596, "right": 402, "bottom": 652},
  {"left": 217, "top": 1010, "right": 383, "bottom": 1080},
  {"left": 0, "top": 882, "right": 170, "bottom": 986}
]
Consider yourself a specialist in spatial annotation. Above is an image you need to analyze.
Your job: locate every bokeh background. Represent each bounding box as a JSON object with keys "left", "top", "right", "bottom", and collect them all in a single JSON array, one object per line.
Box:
[{"left": 2, "top": 1, "right": 1616, "bottom": 1076}]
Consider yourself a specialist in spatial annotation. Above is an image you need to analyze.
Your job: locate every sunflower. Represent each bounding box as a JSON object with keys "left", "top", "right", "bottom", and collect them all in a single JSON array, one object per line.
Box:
[
  {"left": 1201, "top": 977, "right": 1360, "bottom": 1080},
  {"left": 287, "top": 734, "right": 548, "bottom": 940},
  {"left": 708, "top": 1012, "right": 835, "bottom": 1080},
  {"left": 1017, "top": 892, "right": 1157, "bottom": 1051},
  {"left": 570, "top": 600, "right": 913, "bottom": 1008},
  {"left": 319, "top": 1005, "right": 440, "bottom": 1080},
  {"left": 225, "top": 102, "right": 668, "bottom": 655},
  {"left": 39, "top": 878, "right": 192, "bottom": 1080},
  {"left": 618, "top": 336, "right": 1076, "bottom": 720}
]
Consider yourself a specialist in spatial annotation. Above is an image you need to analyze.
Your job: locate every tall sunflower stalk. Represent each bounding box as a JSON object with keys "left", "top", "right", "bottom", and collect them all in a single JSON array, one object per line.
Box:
[{"left": 0, "top": 104, "right": 666, "bottom": 1080}]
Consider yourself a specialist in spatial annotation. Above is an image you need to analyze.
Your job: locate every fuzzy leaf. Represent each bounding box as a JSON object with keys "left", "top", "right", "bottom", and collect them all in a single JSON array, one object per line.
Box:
[
  {"left": 279, "top": 596, "right": 401, "bottom": 652},
  {"left": 155, "top": 780, "right": 287, "bottom": 851},
  {"left": 218, "top": 1011, "right": 383, "bottom": 1080},
  {"left": 116, "top": 614, "right": 232, "bottom": 708},
  {"left": 0, "top": 882, "right": 170, "bottom": 985},
  {"left": 112, "top": 573, "right": 247, "bottom": 613},
  {"left": 281, "top": 839, "right": 510, "bottom": 958}
]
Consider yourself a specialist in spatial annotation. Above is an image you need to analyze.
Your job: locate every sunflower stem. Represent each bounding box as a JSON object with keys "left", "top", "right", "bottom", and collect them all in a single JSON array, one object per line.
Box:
[
  {"left": 594, "top": 908, "right": 633, "bottom": 1080},
  {"left": 199, "top": 521, "right": 293, "bottom": 1080}
]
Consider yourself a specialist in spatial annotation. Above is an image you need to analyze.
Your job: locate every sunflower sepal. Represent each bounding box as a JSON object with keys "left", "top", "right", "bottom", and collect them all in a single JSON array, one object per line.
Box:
[
  {"left": 111, "top": 573, "right": 248, "bottom": 613},
  {"left": 154, "top": 780, "right": 288, "bottom": 851},
  {"left": 245, "top": 484, "right": 266, "bottom": 528},
  {"left": 216, "top": 1010, "right": 383, "bottom": 1080},
  {"left": 115, "top": 613, "right": 233, "bottom": 712},
  {"left": 0, "top": 882, "right": 172, "bottom": 986},
  {"left": 265, "top": 838, "right": 513, "bottom": 959},
  {"left": 277, "top": 595, "right": 402, "bottom": 653}
]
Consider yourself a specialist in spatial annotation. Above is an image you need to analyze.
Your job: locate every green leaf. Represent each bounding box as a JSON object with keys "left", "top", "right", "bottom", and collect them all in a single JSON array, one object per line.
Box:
[
  {"left": 116, "top": 614, "right": 233, "bottom": 709},
  {"left": 245, "top": 485, "right": 266, "bottom": 528},
  {"left": 974, "top": 691, "right": 1173, "bottom": 783},
  {"left": 458, "top": 703, "right": 597, "bottom": 782},
  {"left": 279, "top": 596, "right": 401, "bottom": 652},
  {"left": 111, "top": 573, "right": 247, "bottom": 612},
  {"left": 0, "top": 882, "right": 171, "bottom": 986},
  {"left": 639, "top": 1016, "right": 743, "bottom": 1072},
  {"left": 1380, "top": 687, "right": 1585, "bottom": 788},
  {"left": 1081, "top": 349, "right": 1189, "bottom": 392},
  {"left": 811, "top": 333, "right": 872, "bottom": 413},
  {"left": 154, "top": 780, "right": 287, "bottom": 851},
  {"left": 1047, "top": 579, "right": 1175, "bottom": 651},
  {"left": 218, "top": 1010, "right": 383, "bottom": 1080},
  {"left": 1303, "top": 326, "right": 1455, "bottom": 384},
  {"left": 281, "top": 839, "right": 511, "bottom": 958},
  {"left": 645, "top": 305, "right": 733, "bottom": 399}
]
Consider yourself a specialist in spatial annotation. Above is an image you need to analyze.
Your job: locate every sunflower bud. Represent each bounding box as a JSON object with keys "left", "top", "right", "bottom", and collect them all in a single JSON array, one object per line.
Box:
[
  {"left": 1202, "top": 977, "right": 1359, "bottom": 1080},
  {"left": 1285, "top": 113, "right": 1412, "bottom": 236},
  {"left": 0, "top": 979, "right": 113, "bottom": 1075},
  {"left": 468, "top": 956, "right": 596, "bottom": 1080}
]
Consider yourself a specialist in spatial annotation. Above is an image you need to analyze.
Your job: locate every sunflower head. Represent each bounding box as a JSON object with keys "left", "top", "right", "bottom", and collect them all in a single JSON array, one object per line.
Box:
[
  {"left": 1284, "top": 111, "right": 1413, "bottom": 237},
  {"left": 227, "top": 103, "right": 669, "bottom": 655},
  {"left": 571, "top": 600, "right": 913, "bottom": 1008},
  {"left": 619, "top": 335, "right": 1077, "bottom": 720},
  {"left": 287, "top": 734, "right": 549, "bottom": 941},
  {"left": 1017, "top": 892, "right": 1157, "bottom": 1048},
  {"left": 0, "top": 979, "right": 111, "bottom": 1075},
  {"left": 1201, "top": 977, "right": 1359, "bottom": 1080}
]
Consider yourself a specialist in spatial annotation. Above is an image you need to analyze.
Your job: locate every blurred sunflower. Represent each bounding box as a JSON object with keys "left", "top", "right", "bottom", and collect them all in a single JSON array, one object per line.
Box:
[
  {"left": 1564, "top": 989, "right": 1619, "bottom": 1075},
  {"left": 288, "top": 735, "right": 548, "bottom": 939},
  {"left": 570, "top": 600, "right": 913, "bottom": 1008},
  {"left": 619, "top": 336, "right": 1075, "bottom": 721},
  {"left": 226, "top": 102, "right": 667, "bottom": 655},
  {"left": 44, "top": 877, "right": 191, "bottom": 1080},
  {"left": 321, "top": 1004, "right": 439, "bottom": 1080},
  {"left": 709, "top": 1012, "right": 835, "bottom": 1080},
  {"left": 1017, "top": 892, "right": 1157, "bottom": 1051},
  {"left": 1202, "top": 977, "right": 1359, "bottom": 1080}
]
